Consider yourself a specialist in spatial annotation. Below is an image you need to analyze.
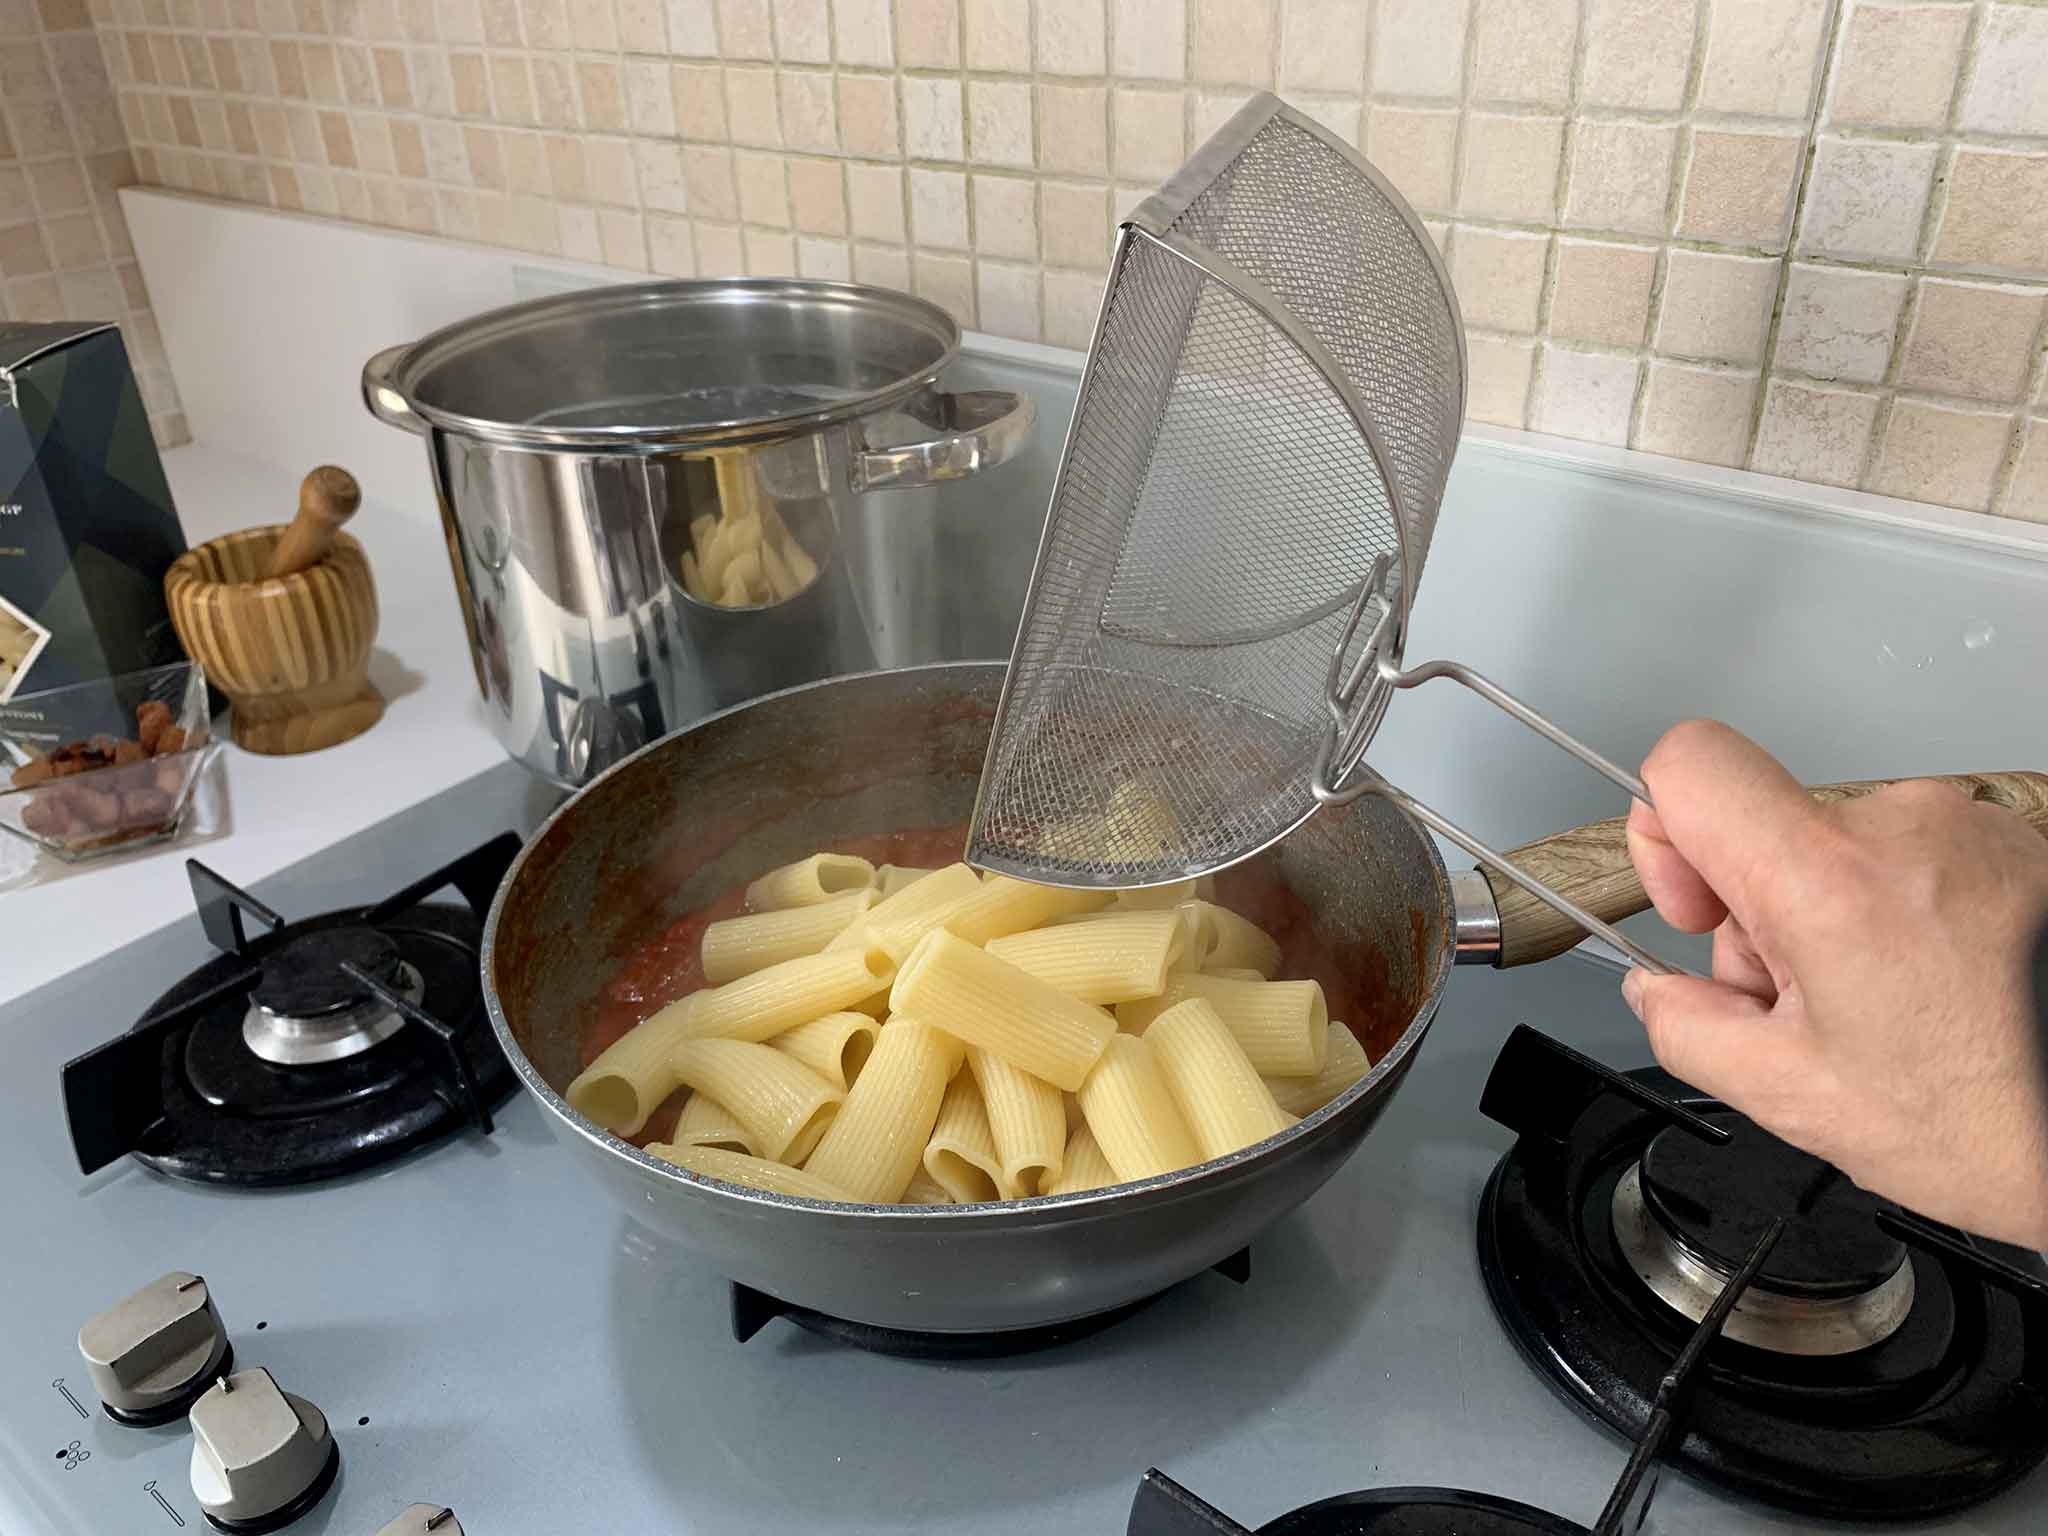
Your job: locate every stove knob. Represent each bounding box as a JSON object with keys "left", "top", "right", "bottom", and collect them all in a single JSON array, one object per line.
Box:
[
  {"left": 78, "top": 1270, "right": 233, "bottom": 1425},
  {"left": 188, "top": 1368, "right": 340, "bottom": 1533},
  {"left": 375, "top": 1505, "right": 463, "bottom": 1535}
]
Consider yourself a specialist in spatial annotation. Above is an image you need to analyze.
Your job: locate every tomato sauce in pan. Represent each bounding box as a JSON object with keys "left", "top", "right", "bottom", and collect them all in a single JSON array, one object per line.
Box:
[{"left": 585, "top": 822, "right": 1423, "bottom": 1147}]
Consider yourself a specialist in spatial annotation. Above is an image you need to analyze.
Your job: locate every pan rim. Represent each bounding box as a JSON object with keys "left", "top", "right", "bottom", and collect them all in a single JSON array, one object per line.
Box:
[{"left": 480, "top": 659, "right": 1457, "bottom": 1224}]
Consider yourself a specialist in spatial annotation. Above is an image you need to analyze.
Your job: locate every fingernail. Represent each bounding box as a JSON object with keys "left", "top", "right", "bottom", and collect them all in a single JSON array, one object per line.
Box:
[{"left": 1620, "top": 967, "right": 1647, "bottom": 1018}]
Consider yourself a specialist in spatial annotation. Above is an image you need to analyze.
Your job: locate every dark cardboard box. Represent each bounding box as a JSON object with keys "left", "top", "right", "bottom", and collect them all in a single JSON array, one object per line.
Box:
[{"left": 0, "top": 321, "right": 187, "bottom": 705}]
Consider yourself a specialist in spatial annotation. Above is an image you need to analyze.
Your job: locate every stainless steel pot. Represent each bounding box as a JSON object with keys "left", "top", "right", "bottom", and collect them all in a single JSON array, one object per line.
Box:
[
  {"left": 362, "top": 281, "right": 1036, "bottom": 787},
  {"left": 483, "top": 663, "right": 1493, "bottom": 1334}
]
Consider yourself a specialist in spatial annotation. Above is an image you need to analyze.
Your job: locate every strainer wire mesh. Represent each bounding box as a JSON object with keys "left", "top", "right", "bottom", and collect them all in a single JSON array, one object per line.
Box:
[
  {"left": 970, "top": 96, "right": 1458, "bottom": 886},
  {"left": 968, "top": 94, "right": 1675, "bottom": 973}
]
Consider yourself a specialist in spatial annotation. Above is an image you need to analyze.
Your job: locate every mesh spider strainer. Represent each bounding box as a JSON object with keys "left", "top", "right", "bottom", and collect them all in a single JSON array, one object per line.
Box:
[{"left": 965, "top": 94, "right": 1673, "bottom": 973}]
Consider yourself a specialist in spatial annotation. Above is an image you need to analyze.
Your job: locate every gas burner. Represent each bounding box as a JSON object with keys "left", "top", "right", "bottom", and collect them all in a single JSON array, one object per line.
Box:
[
  {"left": 1611, "top": 1144, "right": 1913, "bottom": 1355},
  {"left": 732, "top": 1250, "right": 1253, "bottom": 1358},
  {"left": 60, "top": 836, "right": 522, "bottom": 1187},
  {"left": 1476, "top": 1024, "right": 2048, "bottom": 1522},
  {"left": 242, "top": 927, "right": 427, "bottom": 1066}
]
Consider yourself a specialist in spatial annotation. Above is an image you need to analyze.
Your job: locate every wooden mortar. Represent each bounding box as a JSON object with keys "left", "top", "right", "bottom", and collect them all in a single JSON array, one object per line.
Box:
[{"left": 165, "top": 466, "right": 385, "bottom": 755}]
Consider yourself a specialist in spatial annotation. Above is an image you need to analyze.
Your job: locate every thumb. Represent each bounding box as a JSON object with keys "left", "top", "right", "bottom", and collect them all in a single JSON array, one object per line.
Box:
[{"left": 1621, "top": 968, "right": 1807, "bottom": 1106}]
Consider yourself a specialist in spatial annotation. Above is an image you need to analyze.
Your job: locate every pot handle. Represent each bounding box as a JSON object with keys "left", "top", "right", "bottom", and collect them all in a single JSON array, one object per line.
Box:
[
  {"left": 1464, "top": 771, "right": 2048, "bottom": 969},
  {"left": 361, "top": 343, "right": 428, "bottom": 435},
  {"left": 852, "top": 390, "right": 1036, "bottom": 492}
]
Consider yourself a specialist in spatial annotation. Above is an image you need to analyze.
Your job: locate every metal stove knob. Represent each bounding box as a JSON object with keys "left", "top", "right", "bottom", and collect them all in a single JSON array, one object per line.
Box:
[
  {"left": 188, "top": 1368, "right": 341, "bottom": 1533},
  {"left": 78, "top": 1270, "right": 233, "bottom": 1425},
  {"left": 375, "top": 1505, "right": 464, "bottom": 1535}
]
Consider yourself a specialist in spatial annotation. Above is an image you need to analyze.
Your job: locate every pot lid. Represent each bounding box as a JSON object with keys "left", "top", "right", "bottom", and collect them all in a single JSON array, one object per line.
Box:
[{"left": 369, "top": 279, "right": 961, "bottom": 451}]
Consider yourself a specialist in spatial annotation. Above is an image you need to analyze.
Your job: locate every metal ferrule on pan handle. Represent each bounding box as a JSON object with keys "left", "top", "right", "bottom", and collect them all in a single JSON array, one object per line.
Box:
[{"left": 1310, "top": 552, "right": 1677, "bottom": 975}]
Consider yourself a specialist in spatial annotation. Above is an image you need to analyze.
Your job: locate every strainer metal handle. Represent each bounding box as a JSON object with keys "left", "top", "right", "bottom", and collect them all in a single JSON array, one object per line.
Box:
[{"left": 1313, "top": 559, "right": 1678, "bottom": 975}]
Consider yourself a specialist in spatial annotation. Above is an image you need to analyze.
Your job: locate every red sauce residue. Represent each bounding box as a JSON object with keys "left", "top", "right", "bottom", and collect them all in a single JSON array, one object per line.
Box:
[{"left": 587, "top": 820, "right": 1420, "bottom": 1146}]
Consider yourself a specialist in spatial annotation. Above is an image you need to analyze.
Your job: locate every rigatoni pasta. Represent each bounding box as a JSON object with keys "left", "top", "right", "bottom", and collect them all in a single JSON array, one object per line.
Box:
[
  {"left": 681, "top": 945, "right": 895, "bottom": 1043},
  {"left": 940, "top": 873, "right": 1111, "bottom": 946},
  {"left": 671, "top": 1091, "right": 756, "bottom": 1154},
  {"left": 566, "top": 995, "right": 700, "bottom": 1135},
  {"left": 1146, "top": 999, "right": 1294, "bottom": 1160},
  {"left": 669, "top": 1038, "right": 844, "bottom": 1164},
  {"left": 1115, "top": 973, "right": 1329, "bottom": 1076},
  {"left": 701, "top": 888, "right": 878, "bottom": 983},
  {"left": 1110, "top": 875, "right": 1213, "bottom": 909},
  {"left": 769, "top": 1011, "right": 880, "bottom": 1093},
  {"left": 922, "top": 1074, "right": 1010, "bottom": 1203},
  {"left": 889, "top": 929, "right": 1117, "bottom": 1091},
  {"left": 649, "top": 1143, "right": 857, "bottom": 1202},
  {"left": 1263, "top": 1022, "right": 1372, "bottom": 1117},
  {"left": 800, "top": 1019, "right": 954, "bottom": 1202},
  {"left": 1042, "top": 1124, "right": 1119, "bottom": 1195},
  {"left": 1076, "top": 1034, "right": 1202, "bottom": 1182},
  {"left": 967, "top": 1045, "right": 1066, "bottom": 1195},
  {"left": 589, "top": 841, "right": 1372, "bottom": 1205},
  {"left": 983, "top": 909, "right": 1185, "bottom": 1004},
  {"left": 746, "top": 852, "right": 877, "bottom": 911},
  {"left": 1183, "top": 900, "right": 1284, "bottom": 976},
  {"left": 875, "top": 863, "right": 936, "bottom": 899},
  {"left": 828, "top": 861, "right": 984, "bottom": 959},
  {"left": 902, "top": 1167, "right": 957, "bottom": 1205}
]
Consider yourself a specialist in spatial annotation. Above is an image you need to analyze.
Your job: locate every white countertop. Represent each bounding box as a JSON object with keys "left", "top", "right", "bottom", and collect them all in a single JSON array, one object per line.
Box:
[{"left": 0, "top": 442, "right": 514, "bottom": 999}]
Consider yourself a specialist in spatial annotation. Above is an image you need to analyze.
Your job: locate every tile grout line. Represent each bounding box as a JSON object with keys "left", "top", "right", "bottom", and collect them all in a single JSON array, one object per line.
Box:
[
  {"left": 1523, "top": 0, "right": 1592, "bottom": 432},
  {"left": 1987, "top": 301, "right": 2048, "bottom": 514},
  {"left": 1854, "top": 0, "right": 1989, "bottom": 495},
  {"left": 1625, "top": 0, "right": 1714, "bottom": 453},
  {"left": 1744, "top": 0, "right": 1847, "bottom": 474}
]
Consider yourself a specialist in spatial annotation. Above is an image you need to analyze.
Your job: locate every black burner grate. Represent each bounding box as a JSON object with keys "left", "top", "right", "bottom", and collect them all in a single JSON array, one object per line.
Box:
[
  {"left": 732, "top": 1249, "right": 1254, "bottom": 1358},
  {"left": 60, "top": 835, "right": 522, "bottom": 1187},
  {"left": 1129, "top": 1026, "right": 2048, "bottom": 1535},
  {"left": 1129, "top": 1474, "right": 1593, "bottom": 1536},
  {"left": 1475, "top": 1023, "right": 2048, "bottom": 1522}
]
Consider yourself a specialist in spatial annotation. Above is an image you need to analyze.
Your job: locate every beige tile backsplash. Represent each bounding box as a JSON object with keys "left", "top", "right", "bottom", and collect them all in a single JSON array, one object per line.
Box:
[
  {"left": 9, "top": 0, "right": 2048, "bottom": 522},
  {"left": 0, "top": 0, "right": 185, "bottom": 444}
]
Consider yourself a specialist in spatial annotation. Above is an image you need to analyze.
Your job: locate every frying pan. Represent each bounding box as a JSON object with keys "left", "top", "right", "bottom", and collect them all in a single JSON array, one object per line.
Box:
[{"left": 481, "top": 663, "right": 2048, "bottom": 1333}]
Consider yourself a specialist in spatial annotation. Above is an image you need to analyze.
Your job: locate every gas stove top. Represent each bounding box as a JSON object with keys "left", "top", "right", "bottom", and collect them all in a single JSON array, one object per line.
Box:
[{"left": 3, "top": 764, "right": 2043, "bottom": 1536}]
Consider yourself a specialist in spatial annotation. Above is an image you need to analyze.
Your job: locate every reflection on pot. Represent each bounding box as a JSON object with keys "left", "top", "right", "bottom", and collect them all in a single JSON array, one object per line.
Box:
[{"left": 364, "top": 280, "right": 1038, "bottom": 786}]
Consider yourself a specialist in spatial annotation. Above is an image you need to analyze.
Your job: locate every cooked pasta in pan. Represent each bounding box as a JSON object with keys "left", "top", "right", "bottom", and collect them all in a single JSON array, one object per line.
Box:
[{"left": 572, "top": 846, "right": 1377, "bottom": 1205}]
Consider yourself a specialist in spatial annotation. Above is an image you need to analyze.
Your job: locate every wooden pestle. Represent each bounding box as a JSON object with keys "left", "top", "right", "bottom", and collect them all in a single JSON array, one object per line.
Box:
[{"left": 266, "top": 466, "right": 363, "bottom": 578}]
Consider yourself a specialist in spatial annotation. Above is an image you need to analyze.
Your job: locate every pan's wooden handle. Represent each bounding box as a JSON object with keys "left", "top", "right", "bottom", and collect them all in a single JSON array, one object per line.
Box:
[
  {"left": 1484, "top": 771, "right": 2048, "bottom": 968},
  {"left": 266, "top": 466, "right": 361, "bottom": 578}
]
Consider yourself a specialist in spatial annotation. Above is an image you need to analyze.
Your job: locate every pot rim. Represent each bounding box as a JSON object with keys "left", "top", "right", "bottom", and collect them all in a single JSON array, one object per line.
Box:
[
  {"left": 372, "top": 278, "right": 962, "bottom": 454},
  {"left": 480, "top": 660, "right": 1457, "bottom": 1226}
]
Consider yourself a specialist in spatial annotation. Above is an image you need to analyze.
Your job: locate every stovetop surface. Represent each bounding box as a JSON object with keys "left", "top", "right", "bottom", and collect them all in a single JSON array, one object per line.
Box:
[{"left": 2, "top": 770, "right": 2042, "bottom": 1535}]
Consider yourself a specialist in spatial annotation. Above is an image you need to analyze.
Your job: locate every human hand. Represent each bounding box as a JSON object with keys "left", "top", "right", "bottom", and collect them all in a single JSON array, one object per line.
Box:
[{"left": 1620, "top": 720, "right": 2048, "bottom": 1250}]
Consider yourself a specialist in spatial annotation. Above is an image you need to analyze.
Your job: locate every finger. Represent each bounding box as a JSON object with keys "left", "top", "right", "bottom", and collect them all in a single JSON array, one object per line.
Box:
[
  {"left": 1636, "top": 719, "right": 1829, "bottom": 936},
  {"left": 1620, "top": 968, "right": 1810, "bottom": 1106},
  {"left": 1710, "top": 913, "right": 1778, "bottom": 1002},
  {"left": 1626, "top": 796, "right": 1729, "bottom": 933}
]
